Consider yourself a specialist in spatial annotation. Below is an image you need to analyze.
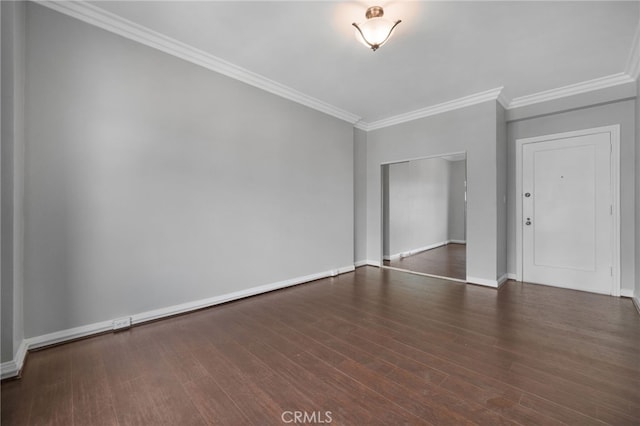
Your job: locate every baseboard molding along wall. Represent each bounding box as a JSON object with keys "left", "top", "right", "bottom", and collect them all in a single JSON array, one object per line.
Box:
[
  {"left": 0, "top": 341, "right": 28, "bottom": 380},
  {"left": 467, "top": 276, "right": 502, "bottom": 288},
  {"left": 497, "top": 274, "right": 509, "bottom": 287},
  {"left": 0, "top": 264, "right": 356, "bottom": 380},
  {"left": 620, "top": 288, "right": 635, "bottom": 298},
  {"left": 384, "top": 240, "right": 464, "bottom": 262}
]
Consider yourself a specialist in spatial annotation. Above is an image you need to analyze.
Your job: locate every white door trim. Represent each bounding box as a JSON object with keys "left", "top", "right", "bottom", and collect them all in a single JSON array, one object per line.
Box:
[{"left": 515, "top": 125, "right": 620, "bottom": 296}]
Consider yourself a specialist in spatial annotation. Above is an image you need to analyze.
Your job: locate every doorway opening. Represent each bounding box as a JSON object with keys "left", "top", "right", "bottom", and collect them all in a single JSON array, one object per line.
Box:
[{"left": 381, "top": 153, "right": 467, "bottom": 281}]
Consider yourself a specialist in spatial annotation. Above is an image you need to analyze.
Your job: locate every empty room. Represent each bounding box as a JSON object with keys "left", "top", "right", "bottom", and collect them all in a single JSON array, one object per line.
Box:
[{"left": 2, "top": 1, "right": 640, "bottom": 425}]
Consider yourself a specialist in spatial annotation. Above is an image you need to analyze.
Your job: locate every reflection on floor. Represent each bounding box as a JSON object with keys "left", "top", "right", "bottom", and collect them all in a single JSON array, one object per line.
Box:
[{"left": 383, "top": 243, "right": 466, "bottom": 280}]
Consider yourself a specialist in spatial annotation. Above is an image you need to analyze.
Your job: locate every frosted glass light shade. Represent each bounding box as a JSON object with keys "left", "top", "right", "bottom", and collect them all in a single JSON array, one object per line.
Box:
[{"left": 352, "top": 6, "right": 401, "bottom": 51}]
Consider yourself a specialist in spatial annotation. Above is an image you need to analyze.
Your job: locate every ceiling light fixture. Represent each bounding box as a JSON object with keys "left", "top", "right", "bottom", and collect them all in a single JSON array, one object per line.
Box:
[{"left": 352, "top": 6, "right": 401, "bottom": 52}]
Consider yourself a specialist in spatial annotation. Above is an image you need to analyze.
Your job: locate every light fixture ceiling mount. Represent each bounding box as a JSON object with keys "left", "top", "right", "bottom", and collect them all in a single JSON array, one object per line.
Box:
[{"left": 352, "top": 6, "right": 401, "bottom": 52}]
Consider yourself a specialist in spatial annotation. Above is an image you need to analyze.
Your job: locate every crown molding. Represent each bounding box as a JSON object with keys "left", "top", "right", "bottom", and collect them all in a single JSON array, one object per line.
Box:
[
  {"left": 507, "top": 73, "right": 635, "bottom": 109},
  {"left": 625, "top": 18, "right": 640, "bottom": 80},
  {"left": 496, "top": 89, "right": 512, "bottom": 109},
  {"left": 34, "top": 1, "right": 639, "bottom": 132},
  {"left": 37, "top": 1, "right": 361, "bottom": 124},
  {"left": 364, "top": 87, "right": 504, "bottom": 131},
  {"left": 355, "top": 70, "right": 633, "bottom": 131},
  {"left": 354, "top": 120, "right": 370, "bottom": 131}
]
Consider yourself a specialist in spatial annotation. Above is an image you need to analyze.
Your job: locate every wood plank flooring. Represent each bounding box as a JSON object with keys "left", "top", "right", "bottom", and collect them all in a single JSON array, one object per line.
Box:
[
  {"left": 2, "top": 266, "right": 640, "bottom": 425},
  {"left": 384, "top": 243, "right": 466, "bottom": 280}
]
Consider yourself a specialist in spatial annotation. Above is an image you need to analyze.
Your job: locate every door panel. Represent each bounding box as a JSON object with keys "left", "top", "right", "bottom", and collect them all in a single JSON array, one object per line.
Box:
[{"left": 522, "top": 132, "right": 612, "bottom": 294}]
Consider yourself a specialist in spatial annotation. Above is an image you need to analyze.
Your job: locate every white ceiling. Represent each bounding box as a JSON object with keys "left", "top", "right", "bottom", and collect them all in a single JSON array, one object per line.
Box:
[{"left": 91, "top": 1, "right": 640, "bottom": 122}]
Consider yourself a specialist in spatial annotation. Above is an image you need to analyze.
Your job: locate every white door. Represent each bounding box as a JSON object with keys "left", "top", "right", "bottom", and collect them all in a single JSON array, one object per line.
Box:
[{"left": 522, "top": 131, "right": 613, "bottom": 295}]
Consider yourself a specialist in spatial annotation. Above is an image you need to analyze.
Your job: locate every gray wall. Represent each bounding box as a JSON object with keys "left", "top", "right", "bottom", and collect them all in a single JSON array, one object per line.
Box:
[
  {"left": 496, "top": 104, "right": 507, "bottom": 279},
  {"left": 1, "top": 0, "right": 25, "bottom": 363},
  {"left": 354, "top": 128, "right": 367, "bottom": 264},
  {"left": 23, "top": 3, "right": 354, "bottom": 339},
  {"left": 367, "top": 101, "right": 500, "bottom": 282},
  {"left": 448, "top": 159, "right": 466, "bottom": 242},
  {"left": 636, "top": 80, "right": 640, "bottom": 300},
  {"left": 507, "top": 99, "right": 636, "bottom": 294},
  {"left": 385, "top": 157, "right": 450, "bottom": 257}
]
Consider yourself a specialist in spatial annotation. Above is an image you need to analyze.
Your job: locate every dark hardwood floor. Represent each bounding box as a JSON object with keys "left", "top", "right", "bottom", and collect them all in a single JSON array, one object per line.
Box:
[
  {"left": 2, "top": 266, "right": 640, "bottom": 425},
  {"left": 384, "top": 243, "right": 466, "bottom": 280}
]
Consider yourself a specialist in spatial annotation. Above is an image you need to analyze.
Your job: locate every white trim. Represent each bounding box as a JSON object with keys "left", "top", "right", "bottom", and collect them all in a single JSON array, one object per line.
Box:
[
  {"left": 448, "top": 240, "right": 466, "bottom": 245},
  {"left": 35, "top": 1, "right": 640, "bottom": 130},
  {"left": 337, "top": 265, "right": 356, "bottom": 274},
  {"left": 0, "top": 264, "right": 355, "bottom": 379},
  {"left": 354, "top": 121, "right": 370, "bottom": 131},
  {"left": 27, "top": 320, "right": 113, "bottom": 350},
  {"left": 357, "top": 73, "right": 635, "bottom": 131},
  {"left": 466, "top": 276, "right": 500, "bottom": 288},
  {"left": 129, "top": 265, "right": 354, "bottom": 325},
  {"left": 34, "top": 1, "right": 638, "bottom": 131},
  {"left": 384, "top": 240, "right": 466, "bottom": 261},
  {"left": 366, "top": 260, "right": 381, "bottom": 267},
  {"left": 515, "top": 137, "right": 524, "bottom": 282},
  {"left": 385, "top": 241, "right": 449, "bottom": 261},
  {"left": 507, "top": 273, "right": 518, "bottom": 281},
  {"left": 625, "top": 19, "right": 640, "bottom": 80},
  {"left": 354, "top": 260, "right": 368, "bottom": 268},
  {"left": 507, "top": 73, "right": 634, "bottom": 109},
  {"left": 515, "top": 125, "right": 621, "bottom": 296},
  {"left": 36, "top": 1, "right": 361, "bottom": 124},
  {"left": 381, "top": 151, "right": 467, "bottom": 166},
  {"left": 620, "top": 289, "right": 634, "bottom": 298},
  {"left": 497, "top": 274, "right": 509, "bottom": 287},
  {"left": 364, "top": 87, "right": 503, "bottom": 131},
  {"left": 381, "top": 266, "right": 467, "bottom": 283},
  {"left": 497, "top": 89, "right": 512, "bottom": 109},
  {"left": 0, "top": 340, "right": 28, "bottom": 380}
]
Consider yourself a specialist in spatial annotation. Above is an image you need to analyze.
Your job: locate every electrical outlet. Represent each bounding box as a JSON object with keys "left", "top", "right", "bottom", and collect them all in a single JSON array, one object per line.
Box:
[{"left": 112, "top": 317, "right": 132, "bottom": 331}]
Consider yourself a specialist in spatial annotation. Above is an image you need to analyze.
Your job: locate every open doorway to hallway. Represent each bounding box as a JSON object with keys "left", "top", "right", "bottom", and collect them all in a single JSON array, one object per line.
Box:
[{"left": 382, "top": 153, "right": 467, "bottom": 281}]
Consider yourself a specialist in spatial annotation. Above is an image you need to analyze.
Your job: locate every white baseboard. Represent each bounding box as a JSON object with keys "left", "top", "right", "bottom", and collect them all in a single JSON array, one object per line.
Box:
[
  {"left": 354, "top": 260, "right": 368, "bottom": 268},
  {"left": 28, "top": 320, "right": 114, "bottom": 351},
  {"left": 467, "top": 276, "right": 500, "bottom": 288},
  {"left": 403, "top": 241, "right": 447, "bottom": 257},
  {"left": 388, "top": 241, "right": 448, "bottom": 260},
  {"left": 507, "top": 273, "right": 518, "bottom": 281},
  {"left": 497, "top": 274, "right": 509, "bottom": 287},
  {"left": 337, "top": 265, "right": 356, "bottom": 274},
  {"left": 388, "top": 240, "right": 466, "bottom": 261},
  {"left": 129, "top": 264, "right": 357, "bottom": 327},
  {"left": 366, "top": 260, "right": 381, "bottom": 267},
  {"left": 1, "top": 264, "right": 356, "bottom": 379},
  {"left": 620, "top": 288, "right": 635, "bottom": 298},
  {"left": 382, "top": 266, "right": 466, "bottom": 283},
  {"left": 0, "top": 340, "right": 28, "bottom": 380}
]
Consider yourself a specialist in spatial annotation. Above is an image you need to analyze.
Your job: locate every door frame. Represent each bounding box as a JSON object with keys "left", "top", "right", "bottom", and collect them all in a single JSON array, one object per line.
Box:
[
  {"left": 379, "top": 151, "right": 467, "bottom": 282},
  {"left": 515, "top": 125, "right": 620, "bottom": 296}
]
